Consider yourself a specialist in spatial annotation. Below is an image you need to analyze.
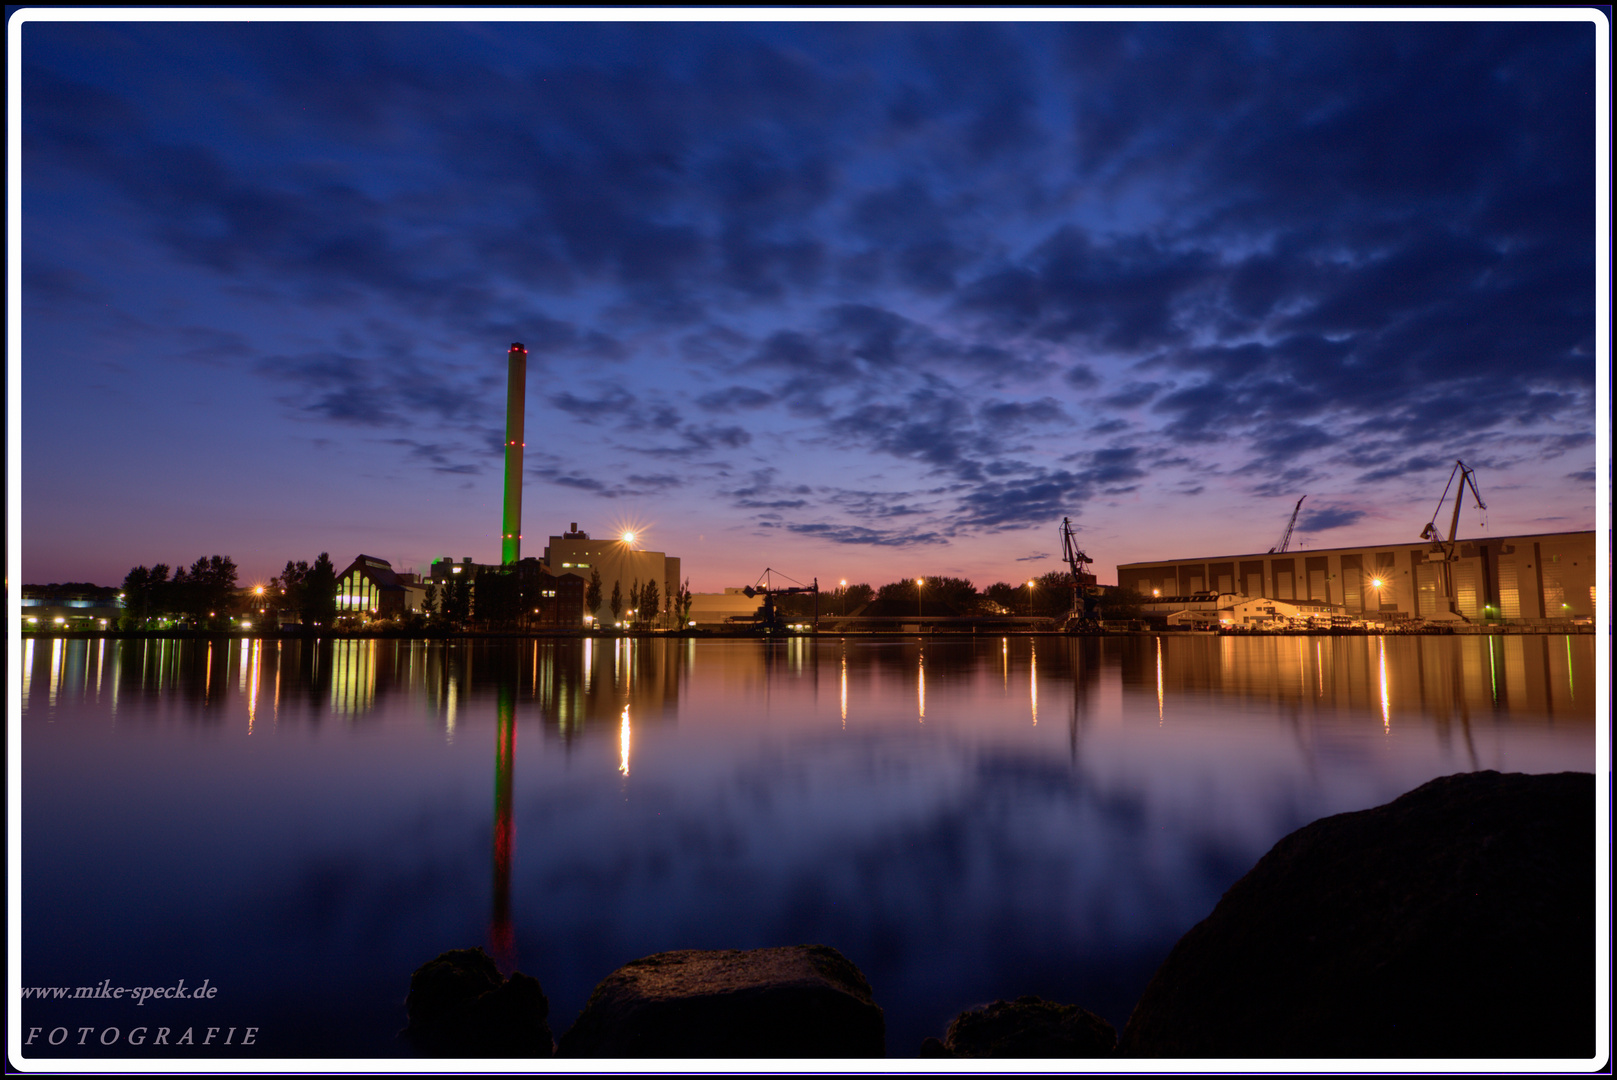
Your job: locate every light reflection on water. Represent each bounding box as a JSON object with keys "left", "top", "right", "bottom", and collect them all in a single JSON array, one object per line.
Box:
[{"left": 19, "top": 634, "right": 1597, "bottom": 1058}]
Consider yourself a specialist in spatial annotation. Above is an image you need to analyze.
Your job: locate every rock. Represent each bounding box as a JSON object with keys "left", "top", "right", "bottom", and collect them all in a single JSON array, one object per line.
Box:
[
  {"left": 918, "top": 1036, "right": 954, "bottom": 1057},
  {"left": 1119, "top": 770, "right": 1594, "bottom": 1058},
  {"left": 557, "top": 945, "right": 885, "bottom": 1058},
  {"left": 936, "top": 996, "right": 1117, "bottom": 1057},
  {"left": 403, "top": 947, "right": 553, "bottom": 1057}
]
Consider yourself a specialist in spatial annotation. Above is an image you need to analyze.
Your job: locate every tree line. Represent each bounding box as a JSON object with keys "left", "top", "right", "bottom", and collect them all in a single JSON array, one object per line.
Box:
[
  {"left": 774, "top": 573, "right": 1143, "bottom": 620},
  {"left": 121, "top": 552, "right": 339, "bottom": 630}
]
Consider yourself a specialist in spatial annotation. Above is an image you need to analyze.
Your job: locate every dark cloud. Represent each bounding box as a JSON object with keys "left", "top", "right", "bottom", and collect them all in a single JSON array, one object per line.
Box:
[
  {"left": 21, "top": 18, "right": 1595, "bottom": 553},
  {"left": 551, "top": 388, "right": 638, "bottom": 424},
  {"left": 1299, "top": 506, "right": 1366, "bottom": 532},
  {"left": 783, "top": 522, "right": 949, "bottom": 546},
  {"left": 1101, "top": 381, "right": 1168, "bottom": 409},
  {"left": 696, "top": 386, "right": 776, "bottom": 412}
]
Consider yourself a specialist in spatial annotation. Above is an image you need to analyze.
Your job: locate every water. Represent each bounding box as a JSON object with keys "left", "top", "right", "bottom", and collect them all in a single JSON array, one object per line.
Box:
[{"left": 18, "top": 633, "right": 1597, "bottom": 1059}]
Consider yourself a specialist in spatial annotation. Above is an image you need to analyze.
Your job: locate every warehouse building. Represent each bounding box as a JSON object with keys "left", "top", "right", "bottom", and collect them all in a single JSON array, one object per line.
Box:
[{"left": 1117, "top": 530, "right": 1596, "bottom": 625}]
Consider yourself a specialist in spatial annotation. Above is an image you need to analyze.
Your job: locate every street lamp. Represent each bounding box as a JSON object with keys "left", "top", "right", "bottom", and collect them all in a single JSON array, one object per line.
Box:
[
  {"left": 1026, "top": 579, "right": 1036, "bottom": 617},
  {"left": 840, "top": 580, "right": 848, "bottom": 617},
  {"left": 916, "top": 578, "right": 924, "bottom": 618}
]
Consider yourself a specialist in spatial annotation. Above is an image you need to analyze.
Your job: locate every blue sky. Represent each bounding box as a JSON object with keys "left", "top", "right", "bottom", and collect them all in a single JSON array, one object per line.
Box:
[{"left": 13, "top": 11, "right": 1605, "bottom": 591}]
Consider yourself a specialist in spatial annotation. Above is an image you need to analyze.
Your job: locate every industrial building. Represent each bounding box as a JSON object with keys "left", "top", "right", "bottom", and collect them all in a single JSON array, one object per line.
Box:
[
  {"left": 335, "top": 555, "right": 427, "bottom": 618},
  {"left": 426, "top": 555, "right": 588, "bottom": 629},
  {"left": 541, "top": 523, "right": 681, "bottom": 628},
  {"left": 1117, "top": 529, "right": 1597, "bottom": 625},
  {"left": 484, "top": 344, "right": 681, "bottom": 630},
  {"left": 686, "top": 588, "right": 765, "bottom": 628}
]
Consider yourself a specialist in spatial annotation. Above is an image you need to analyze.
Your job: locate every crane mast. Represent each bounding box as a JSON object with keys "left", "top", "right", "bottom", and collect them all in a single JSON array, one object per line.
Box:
[
  {"left": 1419, "top": 460, "right": 1487, "bottom": 620},
  {"left": 1060, "top": 517, "right": 1100, "bottom": 632}
]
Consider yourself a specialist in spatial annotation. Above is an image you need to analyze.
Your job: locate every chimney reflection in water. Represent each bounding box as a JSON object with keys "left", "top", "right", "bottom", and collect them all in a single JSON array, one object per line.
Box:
[{"left": 489, "top": 681, "right": 517, "bottom": 973}]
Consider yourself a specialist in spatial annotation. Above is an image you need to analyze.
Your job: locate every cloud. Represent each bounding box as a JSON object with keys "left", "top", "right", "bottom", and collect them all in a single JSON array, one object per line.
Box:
[
  {"left": 1299, "top": 506, "right": 1366, "bottom": 532},
  {"left": 782, "top": 522, "right": 949, "bottom": 546},
  {"left": 696, "top": 385, "right": 777, "bottom": 412}
]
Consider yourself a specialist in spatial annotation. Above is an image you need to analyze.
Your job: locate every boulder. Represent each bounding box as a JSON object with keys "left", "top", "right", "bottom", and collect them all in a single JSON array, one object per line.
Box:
[
  {"left": 403, "top": 947, "right": 553, "bottom": 1057},
  {"left": 557, "top": 945, "right": 885, "bottom": 1057},
  {"left": 1119, "top": 770, "right": 1594, "bottom": 1058},
  {"left": 928, "top": 995, "right": 1117, "bottom": 1057}
]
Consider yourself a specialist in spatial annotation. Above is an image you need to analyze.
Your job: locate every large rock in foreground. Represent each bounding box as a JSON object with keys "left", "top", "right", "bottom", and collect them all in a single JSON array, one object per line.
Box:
[
  {"left": 557, "top": 945, "right": 885, "bottom": 1058},
  {"left": 923, "top": 996, "right": 1116, "bottom": 1057},
  {"left": 403, "top": 947, "right": 553, "bottom": 1057},
  {"left": 1120, "top": 770, "right": 1594, "bottom": 1058}
]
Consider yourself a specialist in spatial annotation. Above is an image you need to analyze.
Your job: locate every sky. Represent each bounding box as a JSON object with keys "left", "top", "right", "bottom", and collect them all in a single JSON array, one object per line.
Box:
[{"left": 11, "top": 10, "right": 1607, "bottom": 593}]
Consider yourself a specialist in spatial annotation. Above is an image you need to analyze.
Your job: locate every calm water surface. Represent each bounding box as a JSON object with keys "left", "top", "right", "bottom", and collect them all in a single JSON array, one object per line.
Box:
[{"left": 19, "top": 634, "right": 1596, "bottom": 1058}]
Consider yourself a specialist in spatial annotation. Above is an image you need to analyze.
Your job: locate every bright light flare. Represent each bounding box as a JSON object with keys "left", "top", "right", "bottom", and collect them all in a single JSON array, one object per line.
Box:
[{"left": 622, "top": 531, "right": 636, "bottom": 544}]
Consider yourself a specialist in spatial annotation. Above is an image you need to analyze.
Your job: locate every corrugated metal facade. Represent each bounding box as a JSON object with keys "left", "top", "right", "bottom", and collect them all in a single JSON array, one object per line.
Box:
[{"left": 1116, "top": 530, "right": 1596, "bottom": 623}]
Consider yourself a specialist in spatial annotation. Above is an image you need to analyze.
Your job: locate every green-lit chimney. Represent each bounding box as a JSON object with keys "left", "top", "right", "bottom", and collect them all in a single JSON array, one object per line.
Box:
[{"left": 501, "top": 342, "right": 527, "bottom": 564}]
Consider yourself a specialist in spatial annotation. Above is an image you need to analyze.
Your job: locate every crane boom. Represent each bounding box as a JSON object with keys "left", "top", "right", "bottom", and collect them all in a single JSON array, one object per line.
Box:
[
  {"left": 1419, "top": 461, "right": 1486, "bottom": 551},
  {"left": 1269, "top": 496, "right": 1306, "bottom": 554},
  {"left": 743, "top": 568, "right": 819, "bottom": 632}
]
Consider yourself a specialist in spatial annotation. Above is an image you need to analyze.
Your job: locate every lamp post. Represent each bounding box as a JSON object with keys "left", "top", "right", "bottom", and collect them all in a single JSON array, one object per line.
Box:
[
  {"left": 1026, "top": 579, "right": 1036, "bottom": 617},
  {"left": 840, "top": 580, "right": 847, "bottom": 617},
  {"left": 916, "top": 578, "right": 924, "bottom": 619}
]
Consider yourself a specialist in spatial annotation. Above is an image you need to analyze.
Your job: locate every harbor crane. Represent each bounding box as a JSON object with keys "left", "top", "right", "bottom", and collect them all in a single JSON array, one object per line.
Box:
[
  {"left": 1419, "top": 460, "right": 1486, "bottom": 620},
  {"left": 743, "top": 568, "right": 819, "bottom": 633},
  {"left": 1059, "top": 517, "right": 1102, "bottom": 632},
  {"left": 1269, "top": 496, "right": 1306, "bottom": 554}
]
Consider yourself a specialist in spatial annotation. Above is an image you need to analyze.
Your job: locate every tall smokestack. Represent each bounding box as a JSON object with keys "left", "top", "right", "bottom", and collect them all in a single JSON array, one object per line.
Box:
[{"left": 501, "top": 343, "right": 527, "bottom": 565}]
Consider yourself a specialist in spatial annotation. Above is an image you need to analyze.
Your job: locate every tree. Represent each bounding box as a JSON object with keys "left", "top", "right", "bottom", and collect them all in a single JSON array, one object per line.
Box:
[
  {"left": 838, "top": 582, "right": 874, "bottom": 614},
  {"left": 586, "top": 568, "right": 603, "bottom": 617},
  {"left": 641, "top": 578, "right": 660, "bottom": 629},
  {"left": 295, "top": 553, "right": 337, "bottom": 626},
  {"left": 981, "top": 582, "right": 1018, "bottom": 614},
  {"left": 193, "top": 555, "right": 239, "bottom": 624},
  {"left": 677, "top": 578, "right": 694, "bottom": 625},
  {"left": 120, "top": 563, "right": 170, "bottom": 628},
  {"left": 1095, "top": 586, "right": 1145, "bottom": 620},
  {"left": 440, "top": 574, "right": 472, "bottom": 626},
  {"left": 422, "top": 582, "right": 438, "bottom": 618},
  {"left": 280, "top": 560, "right": 310, "bottom": 623},
  {"left": 164, "top": 555, "right": 238, "bottom": 626},
  {"left": 629, "top": 579, "right": 641, "bottom": 622},
  {"left": 610, "top": 580, "right": 623, "bottom": 624}
]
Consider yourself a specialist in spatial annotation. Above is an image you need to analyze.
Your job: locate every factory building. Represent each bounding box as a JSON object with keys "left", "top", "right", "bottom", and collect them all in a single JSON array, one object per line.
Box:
[
  {"left": 336, "top": 555, "right": 427, "bottom": 617},
  {"left": 426, "top": 555, "right": 588, "bottom": 629},
  {"left": 1117, "top": 530, "right": 1596, "bottom": 625},
  {"left": 542, "top": 523, "right": 681, "bottom": 628}
]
